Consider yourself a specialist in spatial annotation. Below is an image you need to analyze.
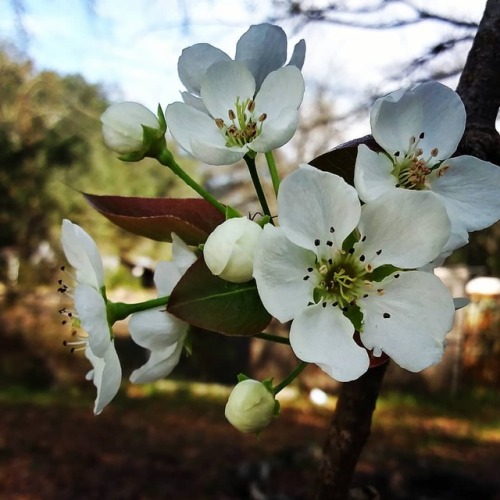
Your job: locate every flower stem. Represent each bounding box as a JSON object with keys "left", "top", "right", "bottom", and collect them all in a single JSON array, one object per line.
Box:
[
  {"left": 265, "top": 151, "right": 280, "bottom": 196},
  {"left": 107, "top": 296, "right": 169, "bottom": 324},
  {"left": 243, "top": 154, "right": 273, "bottom": 221},
  {"left": 273, "top": 361, "right": 308, "bottom": 395},
  {"left": 254, "top": 332, "right": 290, "bottom": 345},
  {"left": 157, "top": 147, "right": 228, "bottom": 215}
]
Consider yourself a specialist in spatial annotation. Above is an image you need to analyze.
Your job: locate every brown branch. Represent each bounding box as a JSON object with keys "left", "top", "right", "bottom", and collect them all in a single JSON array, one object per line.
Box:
[
  {"left": 456, "top": 0, "right": 500, "bottom": 165},
  {"left": 314, "top": 362, "right": 389, "bottom": 499}
]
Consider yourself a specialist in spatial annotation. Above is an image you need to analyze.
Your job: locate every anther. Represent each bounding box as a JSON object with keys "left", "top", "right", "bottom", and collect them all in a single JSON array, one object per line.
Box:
[
  {"left": 394, "top": 273, "right": 400, "bottom": 279},
  {"left": 342, "top": 306, "right": 348, "bottom": 312},
  {"left": 431, "top": 147, "right": 439, "bottom": 157},
  {"left": 394, "top": 151, "right": 400, "bottom": 157},
  {"left": 376, "top": 249, "right": 382, "bottom": 255},
  {"left": 328, "top": 259, "right": 333, "bottom": 265},
  {"left": 359, "top": 255, "right": 366, "bottom": 262},
  {"left": 326, "top": 241, "right": 333, "bottom": 247},
  {"left": 307, "top": 267, "right": 313, "bottom": 272},
  {"left": 363, "top": 294, "right": 369, "bottom": 298},
  {"left": 228, "top": 109, "right": 236, "bottom": 120},
  {"left": 419, "top": 132, "right": 425, "bottom": 139},
  {"left": 303, "top": 276, "right": 309, "bottom": 281},
  {"left": 383, "top": 312, "right": 391, "bottom": 318},
  {"left": 215, "top": 118, "right": 225, "bottom": 129},
  {"left": 332, "top": 302, "right": 338, "bottom": 307},
  {"left": 361, "top": 236, "right": 366, "bottom": 242},
  {"left": 330, "top": 226, "right": 335, "bottom": 233},
  {"left": 322, "top": 302, "right": 327, "bottom": 308},
  {"left": 314, "top": 239, "right": 320, "bottom": 246},
  {"left": 348, "top": 248, "right": 355, "bottom": 255},
  {"left": 258, "top": 113, "right": 267, "bottom": 122}
]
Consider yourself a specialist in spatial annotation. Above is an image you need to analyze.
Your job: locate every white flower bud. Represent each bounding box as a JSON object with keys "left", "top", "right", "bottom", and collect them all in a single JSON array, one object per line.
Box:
[
  {"left": 101, "top": 102, "right": 160, "bottom": 154},
  {"left": 225, "top": 379, "right": 277, "bottom": 434},
  {"left": 204, "top": 217, "right": 262, "bottom": 283}
]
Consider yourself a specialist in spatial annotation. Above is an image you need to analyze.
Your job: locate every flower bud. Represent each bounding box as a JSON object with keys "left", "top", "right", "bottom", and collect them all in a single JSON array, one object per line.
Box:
[
  {"left": 204, "top": 217, "right": 262, "bottom": 283},
  {"left": 101, "top": 102, "right": 161, "bottom": 155},
  {"left": 225, "top": 379, "right": 277, "bottom": 434}
]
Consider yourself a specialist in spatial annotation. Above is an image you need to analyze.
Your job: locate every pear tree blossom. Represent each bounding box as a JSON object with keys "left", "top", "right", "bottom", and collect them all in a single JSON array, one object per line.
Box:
[
  {"left": 354, "top": 81, "right": 500, "bottom": 255},
  {"left": 253, "top": 166, "right": 456, "bottom": 382},
  {"left": 204, "top": 217, "right": 263, "bottom": 283},
  {"left": 166, "top": 60, "right": 305, "bottom": 165},
  {"left": 177, "top": 23, "right": 305, "bottom": 110},
  {"left": 128, "top": 234, "right": 197, "bottom": 384},
  {"left": 60, "top": 220, "right": 121, "bottom": 414}
]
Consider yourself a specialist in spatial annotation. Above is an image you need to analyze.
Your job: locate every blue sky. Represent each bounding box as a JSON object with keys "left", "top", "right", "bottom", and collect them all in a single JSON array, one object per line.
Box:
[{"left": 0, "top": 0, "right": 486, "bottom": 138}]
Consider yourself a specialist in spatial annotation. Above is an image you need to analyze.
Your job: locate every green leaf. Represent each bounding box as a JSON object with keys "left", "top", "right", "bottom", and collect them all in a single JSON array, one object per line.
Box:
[
  {"left": 309, "top": 135, "right": 381, "bottom": 186},
  {"left": 83, "top": 193, "right": 225, "bottom": 245},
  {"left": 167, "top": 257, "right": 272, "bottom": 336}
]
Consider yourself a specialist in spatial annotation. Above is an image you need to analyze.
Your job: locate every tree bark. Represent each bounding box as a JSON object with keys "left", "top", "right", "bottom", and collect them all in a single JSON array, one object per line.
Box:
[
  {"left": 314, "top": 362, "right": 388, "bottom": 499},
  {"left": 456, "top": 0, "right": 500, "bottom": 164}
]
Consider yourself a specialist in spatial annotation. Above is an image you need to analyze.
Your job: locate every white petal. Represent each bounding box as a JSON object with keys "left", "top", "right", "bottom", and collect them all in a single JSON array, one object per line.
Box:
[
  {"left": 357, "top": 190, "right": 451, "bottom": 269},
  {"left": 288, "top": 39, "right": 306, "bottom": 69},
  {"left": 254, "top": 66, "right": 304, "bottom": 119},
  {"left": 74, "top": 284, "right": 110, "bottom": 358},
  {"left": 129, "top": 307, "right": 186, "bottom": 351},
  {"left": 235, "top": 23, "right": 287, "bottom": 90},
  {"left": 130, "top": 337, "right": 184, "bottom": 384},
  {"left": 178, "top": 43, "right": 231, "bottom": 96},
  {"left": 253, "top": 224, "right": 316, "bottom": 323},
  {"left": 180, "top": 91, "right": 208, "bottom": 113},
  {"left": 200, "top": 61, "right": 255, "bottom": 120},
  {"left": 429, "top": 155, "right": 500, "bottom": 234},
  {"left": 371, "top": 82, "right": 465, "bottom": 161},
  {"left": 290, "top": 304, "right": 369, "bottom": 382},
  {"left": 166, "top": 101, "right": 222, "bottom": 156},
  {"left": 61, "top": 219, "right": 104, "bottom": 289},
  {"left": 278, "top": 165, "right": 361, "bottom": 255},
  {"left": 190, "top": 137, "right": 247, "bottom": 165},
  {"left": 153, "top": 261, "right": 182, "bottom": 297},
  {"left": 250, "top": 107, "right": 299, "bottom": 153},
  {"left": 171, "top": 233, "right": 197, "bottom": 275},
  {"left": 359, "top": 271, "right": 455, "bottom": 372},
  {"left": 354, "top": 145, "right": 397, "bottom": 203},
  {"left": 85, "top": 342, "right": 122, "bottom": 415}
]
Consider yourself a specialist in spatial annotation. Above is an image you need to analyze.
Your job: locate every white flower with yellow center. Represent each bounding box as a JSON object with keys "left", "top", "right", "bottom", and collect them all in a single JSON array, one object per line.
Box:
[
  {"left": 354, "top": 81, "right": 500, "bottom": 255},
  {"left": 60, "top": 219, "right": 121, "bottom": 414},
  {"left": 253, "top": 166, "right": 455, "bottom": 382},
  {"left": 166, "top": 60, "right": 304, "bottom": 165}
]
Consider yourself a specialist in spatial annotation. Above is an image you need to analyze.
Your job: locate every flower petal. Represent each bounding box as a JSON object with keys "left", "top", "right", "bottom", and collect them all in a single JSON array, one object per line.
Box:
[
  {"left": 172, "top": 233, "right": 197, "bottom": 274},
  {"left": 200, "top": 61, "right": 255, "bottom": 121},
  {"left": 180, "top": 91, "right": 208, "bottom": 113},
  {"left": 190, "top": 137, "right": 247, "bottom": 165},
  {"left": 85, "top": 342, "right": 122, "bottom": 415},
  {"left": 235, "top": 23, "right": 287, "bottom": 90},
  {"left": 278, "top": 165, "right": 361, "bottom": 256},
  {"left": 357, "top": 190, "right": 450, "bottom": 269},
  {"left": 61, "top": 219, "right": 104, "bottom": 289},
  {"left": 129, "top": 307, "right": 186, "bottom": 351},
  {"left": 178, "top": 43, "right": 231, "bottom": 96},
  {"left": 288, "top": 39, "right": 306, "bottom": 70},
  {"left": 74, "top": 284, "right": 110, "bottom": 357},
  {"left": 290, "top": 303, "right": 370, "bottom": 382},
  {"left": 359, "top": 271, "right": 455, "bottom": 372},
  {"left": 254, "top": 66, "right": 304, "bottom": 119},
  {"left": 250, "top": 107, "right": 299, "bottom": 153},
  {"left": 371, "top": 82, "right": 465, "bottom": 161},
  {"left": 129, "top": 337, "right": 184, "bottom": 384},
  {"left": 429, "top": 155, "right": 500, "bottom": 235},
  {"left": 253, "top": 224, "right": 316, "bottom": 323},
  {"left": 354, "top": 144, "right": 397, "bottom": 203}
]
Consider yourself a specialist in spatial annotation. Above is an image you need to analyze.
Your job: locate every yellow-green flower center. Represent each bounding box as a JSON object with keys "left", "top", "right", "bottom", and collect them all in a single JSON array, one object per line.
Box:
[{"left": 215, "top": 97, "right": 267, "bottom": 148}]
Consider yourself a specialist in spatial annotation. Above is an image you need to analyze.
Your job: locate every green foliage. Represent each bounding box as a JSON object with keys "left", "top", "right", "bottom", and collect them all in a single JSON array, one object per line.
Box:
[{"left": 0, "top": 46, "right": 200, "bottom": 283}]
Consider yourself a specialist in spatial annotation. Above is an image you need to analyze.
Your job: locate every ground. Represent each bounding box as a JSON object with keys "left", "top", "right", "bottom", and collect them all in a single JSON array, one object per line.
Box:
[{"left": 0, "top": 383, "right": 499, "bottom": 499}]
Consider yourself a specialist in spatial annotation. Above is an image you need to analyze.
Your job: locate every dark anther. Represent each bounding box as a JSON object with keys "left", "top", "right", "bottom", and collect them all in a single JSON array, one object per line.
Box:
[
  {"left": 376, "top": 249, "right": 382, "bottom": 255},
  {"left": 394, "top": 273, "right": 400, "bottom": 278},
  {"left": 342, "top": 306, "right": 348, "bottom": 312},
  {"left": 61, "top": 320, "right": 67, "bottom": 325},
  {"left": 322, "top": 302, "right": 327, "bottom": 308},
  {"left": 326, "top": 240, "right": 333, "bottom": 247},
  {"left": 330, "top": 226, "right": 335, "bottom": 233},
  {"left": 332, "top": 301, "right": 338, "bottom": 307},
  {"left": 314, "top": 239, "right": 320, "bottom": 246},
  {"left": 60, "top": 266, "right": 65, "bottom": 271},
  {"left": 363, "top": 294, "right": 369, "bottom": 298},
  {"left": 394, "top": 151, "right": 400, "bottom": 157},
  {"left": 383, "top": 312, "right": 391, "bottom": 319},
  {"left": 348, "top": 248, "right": 355, "bottom": 254},
  {"left": 349, "top": 300, "right": 356, "bottom": 306},
  {"left": 419, "top": 132, "right": 425, "bottom": 139},
  {"left": 360, "top": 255, "right": 366, "bottom": 262},
  {"left": 361, "top": 236, "right": 366, "bottom": 242},
  {"left": 307, "top": 267, "right": 313, "bottom": 272},
  {"left": 395, "top": 184, "right": 401, "bottom": 188},
  {"left": 303, "top": 276, "right": 309, "bottom": 281},
  {"left": 328, "top": 258, "right": 333, "bottom": 265},
  {"left": 57, "top": 279, "right": 63, "bottom": 285}
]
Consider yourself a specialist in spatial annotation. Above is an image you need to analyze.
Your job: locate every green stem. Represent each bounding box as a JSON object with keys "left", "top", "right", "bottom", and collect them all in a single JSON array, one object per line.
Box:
[
  {"left": 157, "top": 148, "right": 228, "bottom": 215},
  {"left": 107, "top": 296, "right": 169, "bottom": 324},
  {"left": 254, "top": 332, "right": 290, "bottom": 345},
  {"left": 273, "top": 361, "right": 308, "bottom": 395},
  {"left": 243, "top": 154, "right": 273, "bottom": 220},
  {"left": 265, "top": 151, "right": 280, "bottom": 196}
]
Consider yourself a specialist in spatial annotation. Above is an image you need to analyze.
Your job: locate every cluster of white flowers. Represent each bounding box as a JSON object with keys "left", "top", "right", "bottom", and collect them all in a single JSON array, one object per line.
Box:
[{"left": 61, "top": 23, "right": 500, "bottom": 433}]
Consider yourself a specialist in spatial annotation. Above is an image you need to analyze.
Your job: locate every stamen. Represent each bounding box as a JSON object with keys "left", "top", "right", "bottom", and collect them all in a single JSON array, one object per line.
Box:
[
  {"left": 376, "top": 249, "right": 382, "bottom": 255},
  {"left": 330, "top": 226, "right": 335, "bottom": 233},
  {"left": 383, "top": 312, "right": 391, "bottom": 318},
  {"left": 326, "top": 241, "right": 333, "bottom": 247},
  {"left": 314, "top": 239, "right": 320, "bottom": 246}
]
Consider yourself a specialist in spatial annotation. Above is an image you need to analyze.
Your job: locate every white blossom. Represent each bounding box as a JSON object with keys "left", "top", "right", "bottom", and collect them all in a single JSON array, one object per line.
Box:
[
  {"left": 254, "top": 166, "right": 455, "bottom": 382},
  {"left": 354, "top": 81, "right": 500, "bottom": 256},
  {"left": 129, "top": 234, "right": 196, "bottom": 384}
]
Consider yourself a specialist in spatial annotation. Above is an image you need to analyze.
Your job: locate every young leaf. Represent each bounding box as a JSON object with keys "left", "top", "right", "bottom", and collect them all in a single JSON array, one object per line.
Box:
[
  {"left": 83, "top": 193, "right": 225, "bottom": 245},
  {"left": 167, "top": 257, "right": 272, "bottom": 336}
]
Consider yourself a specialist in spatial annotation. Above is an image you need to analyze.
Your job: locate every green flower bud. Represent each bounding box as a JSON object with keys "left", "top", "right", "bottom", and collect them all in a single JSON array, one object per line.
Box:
[
  {"left": 204, "top": 217, "right": 262, "bottom": 283},
  {"left": 225, "top": 379, "right": 277, "bottom": 434}
]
